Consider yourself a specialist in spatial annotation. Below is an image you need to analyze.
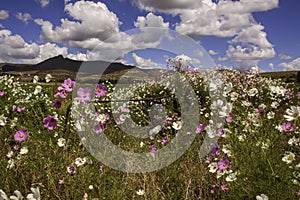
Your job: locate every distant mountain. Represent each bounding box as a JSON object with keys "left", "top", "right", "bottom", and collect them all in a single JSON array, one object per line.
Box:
[{"left": 1, "top": 55, "right": 135, "bottom": 74}]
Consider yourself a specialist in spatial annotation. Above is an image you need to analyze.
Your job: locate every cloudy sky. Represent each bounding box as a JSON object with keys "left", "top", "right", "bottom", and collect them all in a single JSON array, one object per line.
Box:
[{"left": 0, "top": 0, "right": 299, "bottom": 71}]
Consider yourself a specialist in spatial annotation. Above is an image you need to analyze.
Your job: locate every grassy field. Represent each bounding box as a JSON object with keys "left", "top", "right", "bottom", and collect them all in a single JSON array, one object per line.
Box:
[{"left": 0, "top": 68, "right": 300, "bottom": 199}]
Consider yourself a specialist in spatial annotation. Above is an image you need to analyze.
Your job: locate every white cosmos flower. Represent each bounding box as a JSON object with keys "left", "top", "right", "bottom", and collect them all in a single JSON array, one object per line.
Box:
[
  {"left": 0, "top": 189, "right": 8, "bottom": 200},
  {"left": 96, "top": 114, "right": 107, "bottom": 123},
  {"left": 6, "top": 151, "right": 13, "bottom": 158},
  {"left": 208, "top": 162, "right": 218, "bottom": 173},
  {"left": 0, "top": 114, "right": 7, "bottom": 126},
  {"left": 149, "top": 125, "right": 161, "bottom": 136},
  {"left": 267, "top": 111, "right": 275, "bottom": 119},
  {"left": 33, "top": 86, "right": 42, "bottom": 95},
  {"left": 75, "top": 157, "right": 87, "bottom": 167},
  {"left": 271, "top": 101, "right": 279, "bottom": 108},
  {"left": 248, "top": 88, "right": 258, "bottom": 97},
  {"left": 284, "top": 106, "right": 300, "bottom": 121},
  {"left": 140, "top": 141, "right": 145, "bottom": 148},
  {"left": 20, "top": 147, "right": 28, "bottom": 155},
  {"left": 57, "top": 138, "right": 66, "bottom": 147},
  {"left": 282, "top": 152, "right": 295, "bottom": 164},
  {"left": 222, "top": 145, "right": 232, "bottom": 157},
  {"left": 211, "top": 99, "right": 224, "bottom": 110},
  {"left": 45, "top": 74, "right": 52, "bottom": 83},
  {"left": 256, "top": 194, "right": 269, "bottom": 200},
  {"left": 288, "top": 136, "right": 299, "bottom": 146},
  {"left": 33, "top": 75, "right": 39, "bottom": 83},
  {"left": 230, "top": 92, "right": 238, "bottom": 101},
  {"left": 26, "top": 187, "right": 40, "bottom": 200},
  {"left": 10, "top": 190, "right": 23, "bottom": 200},
  {"left": 136, "top": 189, "right": 145, "bottom": 196},
  {"left": 7, "top": 159, "right": 14, "bottom": 169},
  {"left": 172, "top": 121, "right": 182, "bottom": 130},
  {"left": 225, "top": 172, "right": 237, "bottom": 182}
]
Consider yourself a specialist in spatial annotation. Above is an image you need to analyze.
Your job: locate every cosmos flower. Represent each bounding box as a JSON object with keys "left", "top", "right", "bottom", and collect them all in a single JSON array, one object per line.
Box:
[
  {"left": 196, "top": 124, "right": 206, "bottom": 134},
  {"left": 284, "top": 106, "right": 300, "bottom": 121},
  {"left": 33, "top": 75, "right": 39, "bottom": 83},
  {"left": 57, "top": 138, "right": 66, "bottom": 147},
  {"left": 208, "top": 162, "right": 218, "bottom": 173},
  {"left": 0, "top": 114, "right": 7, "bottom": 126},
  {"left": 26, "top": 187, "right": 41, "bottom": 200},
  {"left": 225, "top": 172, "right": 237, "bottom": 182},
  {"left": 9, "top": 190, "right": 24, "bottom": 200},
  {"left": 161, "top": 136, "right": 169, "bottom": 145},
  {"left": 217, "top": 158, "right": 230, "bottom": 171},
  {"left": 172, "top": 121, "right": 182, "bottom": 130},
  {"left": 52, "top": 100, "right": 62, "bottom": 109},
  {"left": 19, "top": 146, "right": 28, "bottom": 155},
  {"left": 210, "top": 143, "right": 220, "bottom": 157},
  {"left": 221, "top": 185, "right": 229, "bottom": 191},
  {"left": 62, "top": 78, "right": 76, "bottom": 93},
  {"left": 136, "top": 189, "right": 145, "bottom": 196},
  {"left": 0, "top": 190, "right": 8, "bottom": 200},
  {"left": 226, "top": 114, "right": 234, "bottom": 123},
  {"left": 281, "top": 122, "right": 295, "bottom": 132},
  {"left": 17, "top": 105, "right": 26, "bottom": 112},
  {"left": 45, "top": 74, "right": 52, "bottom": 83},
  {"left": 43, "top": 115, "right": 58, "bottom": 130},
  {"left": 93, "top": 123, "right": 104, "bottom": 134},
  {"left": 150, "top": 145, "right": 157, "bottom": 158},
  {"left": 75, "top": 157, "right": 87, "bottom": 167},
  {"left": 0, "top": 91, "right": 6, "bottom": 96},
  {"left": 256, "top": 194, "right": 269, "bottom": 200},
  {"left": 14, "top": 129, "right": 28, "bottom": 142},
  {"left": 54, "top": 86, "right": 68, "bottom": 99},
  {"left": 282, "top": 152, "right": 295, "bottom": 164},
  {"left": 33, "top": 85, "right": 42, "bottom": 95},
  {"left": 95, "top": 83, "right": 107, "bottom": 97},
  {"left": 77, "top": 87, "right": 92, "bottom": 103},
  {"left": 67, "top": 166, "right": 76, "bottom": 174},
  {"left": 248, "top": 88, "right": 258, "bottom": 97}
]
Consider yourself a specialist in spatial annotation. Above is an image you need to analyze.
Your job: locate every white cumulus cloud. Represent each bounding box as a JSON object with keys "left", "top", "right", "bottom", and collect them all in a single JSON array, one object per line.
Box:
[
  {"left": 35, "top": 0, "right": 121, "bottom": 46},
  {"left": 0, "top": 10, "right": 9, "bottom": 20},
  {"left": 132, "top": 53, "right": 160, "bottom": 69},
  {"left": 15, "top": 12, "right": 32, "bottom": 24},
  {"left": 279, "top": 58, "right": 300, "bottom": 71},
  {"left": 209, "top": 50, "right": 218, "bottom": 56},
  {"left": 134, "top": 13, "right": 169, "bottom": 28}
]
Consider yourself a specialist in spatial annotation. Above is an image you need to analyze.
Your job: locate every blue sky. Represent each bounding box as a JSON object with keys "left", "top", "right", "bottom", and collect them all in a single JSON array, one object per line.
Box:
[{"left": 0, "top": 0, "right": 299, "bottom": 71}]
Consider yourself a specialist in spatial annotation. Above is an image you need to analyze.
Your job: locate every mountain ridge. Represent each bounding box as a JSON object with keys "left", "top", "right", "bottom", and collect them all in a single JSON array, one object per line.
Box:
[{"left": 1, "top": 55, "right": 136, "bottom": 74}]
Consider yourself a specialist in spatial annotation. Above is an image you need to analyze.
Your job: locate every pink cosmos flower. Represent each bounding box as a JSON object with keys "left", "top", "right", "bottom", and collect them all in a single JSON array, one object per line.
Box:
[
  {"left": 0, "top": 91, "right": 6, "bottom": 96},
  {"left": 221, "top": 185, "right": 229, "bottom": 191},
  {"left": 99, "top": 164, "right": 105, "bottom": 171},
  {"left": 54, "top": 86, "right": 68, "bottom": 99},
  {"left": 150, "top": 145, "right": 157, "bottom": 158},
  {"left": 52, "top": 100, "right": 62, "bottom": 109},
  {"left": 43, "top": 115, "right": 58, "bottom": 130},
  {"left": 62, "top": 78, "right": 76, "bottom": 93},
  {"left": 226, "top": 114, "right": 234, "bottom": 123},
  {"left": 93, "top": 123, "right": 104, "bottom": 134},
  {"left": 77, "top": 87, "right": 92, "bottom": 103},
  {"left": 14, "top": 129, "right": 28, "bottom": 142},
  {"left": 281, "top": 122, "right": 295, "bottom": 132},
  {"left": 217, "top": 158, "right": 230, "bottom": 171},
  {"left": 161, "top": 136, "right": 169, "bottom": 145},
  {"left": 216, "top": 129, "right": 224, "bottom": 137},
  {"left": 95, "top": 83, "right": 107, "bottom": 98},
  {"left": 210, "top": 143, "right": 220, "bottom": 157},
  {"left": 17, "top": 105, "right": 26, "bottom": 112},
  {"left": 196, "top": 124, "right": 206, "bottom": 134}
]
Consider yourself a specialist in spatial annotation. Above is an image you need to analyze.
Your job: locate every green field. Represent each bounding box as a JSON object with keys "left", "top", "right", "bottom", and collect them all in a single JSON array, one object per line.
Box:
[{"left": 0, "top": 68, "right": 299, "bottom": 199}]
